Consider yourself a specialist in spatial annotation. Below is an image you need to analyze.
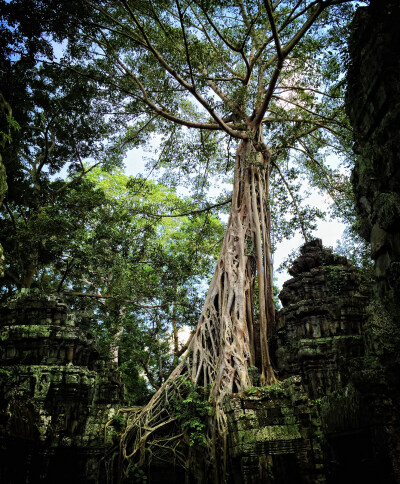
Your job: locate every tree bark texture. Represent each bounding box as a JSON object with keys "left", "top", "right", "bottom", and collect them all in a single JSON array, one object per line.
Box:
[{"left": 120, "top": 137, "right": 277, "bottom": 482}]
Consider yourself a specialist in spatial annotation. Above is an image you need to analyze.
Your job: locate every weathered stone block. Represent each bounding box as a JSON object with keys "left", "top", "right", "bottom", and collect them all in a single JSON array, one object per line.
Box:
[{"left": 0, "top": 291, "right": 125, "bottom": 484}]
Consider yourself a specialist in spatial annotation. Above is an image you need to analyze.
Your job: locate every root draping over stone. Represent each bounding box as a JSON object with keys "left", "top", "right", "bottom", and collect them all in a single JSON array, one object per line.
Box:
[{"left": 118, "top": 137, "right": 277, "bottom": 482}]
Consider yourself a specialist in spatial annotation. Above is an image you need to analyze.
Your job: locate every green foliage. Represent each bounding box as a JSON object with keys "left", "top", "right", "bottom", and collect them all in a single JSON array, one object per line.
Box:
[
  {"left": 326, "top": 265, "right": 349, "bottom": 296},
  {"left": 68, "top": 170, "right": 224, "bottom": 402},
  {"left": 365, "top": 300, "right": 400, "bottom": 358},
  {"left": 106, "top": 413, "right": 129, "bottom": 444},
  {"left": 0, "top": 158, "right": 224, "bottom": 403},
  {"left": 375, "top": 192, "right": 400, "bottom": 231},
  {"left": 247, "top": 365, "right": 260, "bottom": 386},
  {"left": 126, "top": 464, "right": 148, "bottom": 484},
  {"left": 2, "top": 0, "right": 363, "bottom": 249},
  {"left": 111, "top": 414, "right": 126, "bottom": 432},
  {"left": 335, "top": 226, "right": 373, "bottom": 278},
  {"left": 245, "top": 381, "right": 286, "bottom": 398},
  {"left": 0, "top": 114, "right": 20, "bottom": 150},
  {"left": 0, "top": 368, "right": 11, "bottom": 383},
  {"left": 167, "top": 377, "right": 212, "bottom": 447}
]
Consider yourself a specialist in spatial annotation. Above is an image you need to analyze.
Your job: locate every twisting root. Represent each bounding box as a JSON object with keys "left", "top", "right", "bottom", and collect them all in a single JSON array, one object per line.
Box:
[{"left": 116, "top": 137, "right": 277, "bottom": 483}]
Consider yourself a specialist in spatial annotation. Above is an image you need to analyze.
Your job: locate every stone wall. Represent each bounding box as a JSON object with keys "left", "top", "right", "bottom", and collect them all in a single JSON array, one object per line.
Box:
[
  {"left": 346, "top": 2, "right": 400, "bottom": 480},
  {"left": 0, "top": 290, "right": 124, "bottom": 484},
  {"left": 275, "top": 239, "right": 371, "bottom": 398},
  {"left": 225, "top": 376, "right": 324, "bottom": 484},
  {"left": 275, "top": 240, "right": 397, "bottom": 483},
  {"left": 347, "top": 0, "right": 400, "bottom": 313}
]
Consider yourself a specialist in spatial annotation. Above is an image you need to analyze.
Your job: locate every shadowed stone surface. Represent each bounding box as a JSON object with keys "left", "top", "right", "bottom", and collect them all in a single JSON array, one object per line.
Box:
[
  {"left": 347, "top": 0, "right": 400, "bottom": 311},
  {"left": 275, "top": 240, "right": 396, "bottom": 483},
  {"left": 0, "top": 290, "right": 124, "bottom": 484},
  {"left": 276, "top": 239, "right": 371, "bottom": 398},
  {"left": 346, "top": 1, "right": 400, "bottom": 480},
  {"left": 225, "top": 376, "right": 325, "bottom": 484}
]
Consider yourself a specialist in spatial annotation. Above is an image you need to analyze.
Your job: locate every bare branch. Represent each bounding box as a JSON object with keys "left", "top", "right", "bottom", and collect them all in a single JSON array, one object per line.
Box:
[
  {"left": 271, "top": 160, "right": 308, "bottom": 242},
  {"left": 263, "top": 0, "right": 283, "bottom": 61},
  {"left": 189, "top": 5, "right": 246, "bottom": 81},
  {"left": 281, "top": 2, "right": 324, "bottom": 57},
  {"left": 113, "top": 55, "right": 240, "bottom": 132},
  {"left": 118, "top": 0, "right": 248, "bottom": 139},
  {"left": 278, "top": 85, "right": 344, "bottom": 99},
  {"left": 136, "top": 198, "right": 232, "bottom": 218},
  {"left": 251, "top": 59, "right": 283, "bottom": 126},
  {"left": 272, "top": 95, "right": 348, "bottom": 128},
  {"left": 176, "top": 0, "right": 196, "bottom": 87}
]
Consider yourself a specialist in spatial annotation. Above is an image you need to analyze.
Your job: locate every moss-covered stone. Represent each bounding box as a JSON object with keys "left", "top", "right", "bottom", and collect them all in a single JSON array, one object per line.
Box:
[
  {"left": 225, "top": 375, "right": 325, "bottom": 482},
  {"left": 375, "top": 192, "right": 400, "bottom": 230},
  {"left": 0, "top": 290, "right": 124, "bottom": 484}
]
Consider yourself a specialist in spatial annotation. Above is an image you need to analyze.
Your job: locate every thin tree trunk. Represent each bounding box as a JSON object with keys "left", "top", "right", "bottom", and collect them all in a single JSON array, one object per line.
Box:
[
  {"left": 172, "top": 300, "right": 180, "bottom": 367},
  {"left": 21, "top": 257, "right": 38, "bottom": 288},
  {"left": 110, "top": 307, "right": 126, "bottom": 364}
]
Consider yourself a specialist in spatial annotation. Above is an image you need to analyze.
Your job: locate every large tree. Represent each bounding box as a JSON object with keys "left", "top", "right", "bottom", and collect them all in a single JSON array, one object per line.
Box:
[
  {"left": 2, "top": 0, "right": 362, "bottom": 480},
  {"left": 51, "top": 0, "right": 361, "bottom": 480}
]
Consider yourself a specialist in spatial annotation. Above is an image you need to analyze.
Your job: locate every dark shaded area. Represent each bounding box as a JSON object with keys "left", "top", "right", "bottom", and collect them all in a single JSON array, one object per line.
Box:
[
  {"left": 0, "top": 291, "right": 124, "bottom": 484},
  {"left": 346, "top": 0, "right": 400, "bottom": 479}
]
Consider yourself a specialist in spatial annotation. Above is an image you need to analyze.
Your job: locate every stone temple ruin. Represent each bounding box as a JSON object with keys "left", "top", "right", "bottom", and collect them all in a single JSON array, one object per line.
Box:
[
  {"left": 1, "top": 1, "right": 400, "bottom": 482},
  {"left": 0, "top": 291, "right": 124, "bottom": 483},
  {"left": 224, "top": 239, "right": 397, "bottom": 484},
  {"left": 1, "top": 239, "right": 399, "bottom": 483}
]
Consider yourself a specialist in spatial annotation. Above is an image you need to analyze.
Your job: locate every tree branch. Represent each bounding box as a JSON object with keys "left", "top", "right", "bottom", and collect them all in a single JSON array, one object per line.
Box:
[
  {"left": 113, "top": 56, "right": 235, "bottom": 132},
  {"left": 64, "top": 291, "right": 165, "bottom": 308},
  {"left": 281, "top": 2, "right": 324, "bottom": 57},
  {"left": 189, "top": 5, "right": 245, "bottom": 81},
  {"left": 277, "top": 85, "right": 344, "bottom": 100},
  {"left": 54, "top": 161, "right": 102, "bottom": 195},
  {"left": 271, "top": 160, "right": 308, "bottom": 242},
  {"left": 176, "top": 329, "right": 195, "bottom": 358},
  {"left": 272, "top": 95, "right": 346, "bottom": 125},
  {"left": 5, "top": 269, "right": 23, "bottom": 287},
  {"left": 251, "top": 59, "right": 283, "bottom": 126},
  {"left": 263, "top": 0, "right": 283, "bottom": 62},
  {"left": 262, "top": 115, "right": 344, "bottom": 138},
  {"left": 176, "top": 0, "right": 196, "bottom": 87},
  {"left": 135, "top": 198, "right": 232, "bottom": 218},
  {"left": 118, "top": 0, "right": 248, "bottom": 139}
]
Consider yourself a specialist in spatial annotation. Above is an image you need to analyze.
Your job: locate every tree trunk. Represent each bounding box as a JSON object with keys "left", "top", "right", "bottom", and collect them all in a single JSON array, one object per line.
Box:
[
  {"left": 120, "top": 136, "right": 277, "bottom": 482},
  {"left": 21, "top": 257, "right": 37, "bottom": 289},
  {"left": 190, "top": 136, "right": 277, "bottom": 395},
  {"left": 172, "top": 300, "right": 180, "bottom": 367}
]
